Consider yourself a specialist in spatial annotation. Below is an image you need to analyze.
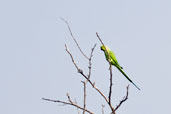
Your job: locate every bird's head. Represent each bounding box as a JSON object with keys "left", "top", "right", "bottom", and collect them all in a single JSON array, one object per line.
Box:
[{"left": 100, "top": 45, "right": 109, "bottom": 52}]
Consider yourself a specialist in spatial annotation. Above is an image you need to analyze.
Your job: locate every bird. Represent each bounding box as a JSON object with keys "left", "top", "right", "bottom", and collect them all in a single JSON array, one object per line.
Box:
[{"left": 101, "top": 45, "right": 140, "bottom": 90}]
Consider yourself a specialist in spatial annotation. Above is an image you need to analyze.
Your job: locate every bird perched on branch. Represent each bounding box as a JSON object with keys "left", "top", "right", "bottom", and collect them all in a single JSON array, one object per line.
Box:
[{"left": 101, "top": 45, "right": 140, "bottom": 90}]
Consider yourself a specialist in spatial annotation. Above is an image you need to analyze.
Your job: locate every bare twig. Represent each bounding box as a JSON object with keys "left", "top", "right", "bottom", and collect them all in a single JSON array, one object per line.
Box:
[
  {"left": 115, "top": 85, "right": 129, "bottom": 111},
  {"left": 83, "top": 44, "right": 96, "bottom": 114},
  {"left": 88, "top": 44, "right": 96, "bottom": 79},
  {"left": 42, "top": 97, "right": 94, "bottom": 114},
  {"left": 81, "top": 81, "right": 87, "bottom": 114},
  {"left": 81, "top": 44, "right": 96, "bottom": 114},
  {"left": 65, "top": 44, "right": 80, "bottom": 71},
  {"left": 96, "top": 33, "right": 105, "bottom": 46},
  {"left": 108, "top": 64, "right": 113, "bottom": 104},
  {"left": 101, "top": 105, "right": 105, "bottom": 114},
  {"left": 67, "top": 93, "right": 73, "bottom": 103},
  {"left": 61, "top": 18, "right": 89, "bottom": 60},
  {"left": 62, "top": 18, "right": 96, "bottom": 79}
]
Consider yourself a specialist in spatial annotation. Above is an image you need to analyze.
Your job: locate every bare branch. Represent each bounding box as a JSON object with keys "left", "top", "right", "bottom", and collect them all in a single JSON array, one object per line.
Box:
[
  {"left": 108, "top": 64, "right": 113, "bottom": 104},
  {"left": 65, "top": 44, "right": 113, "bottom": 112},
  {"left": 65, "top": 44, "right": 80, "bottom": 71},
  {"left": 81, "top": 44, "right": 96, "bottom": 114},
  {"left": 42, "top": 98, "right": 94, "bottom": 114},
  {"left": 81, "top": 71, "right": 109, "bottom": 105},
  {"left": 62, "top": 20, "right": 97, "bottom": 114},
  {"left": 61, "top": 18, "right": 89, "bottom": 59},
  {"left": 81, "top": 81, "right": 87, "bottom": 114},
  {"left": 115, "top": 85, "right": 129, "bottom": 111},
  {"left": 96, "top": 32, "right": 115, "bottom": 114},
  {"left": 96, "top": 32, "right": 105, "bottom": 46},
  {"left": 88, "top": 44, "right": 96, "bottom": 79}
]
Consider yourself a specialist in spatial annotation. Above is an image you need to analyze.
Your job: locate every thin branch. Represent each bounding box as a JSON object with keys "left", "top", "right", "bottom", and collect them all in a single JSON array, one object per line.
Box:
[
  {"left": 108, "top": 64, "right": 113, "bottom": 104},
  {"left": 96, "top": 32, "right": 105, "bottom": 46},
  {"left": 115, "top": 85, "right": 129, "bottom": 111},
  {"left": 67, "top": 93, "right": 73, "bottom": 103},
  {"left": 42, "top": 98, "right": 94, "bottom": 114},
  {"left": 82, "top": 44, "right": 96, "bottom": 114},
  {"left": 88, "top": 44, "right": 96, "bottom": 79},
  {"left": 61, "top": 18, "right": 89, "bottom": 59},
  {"left": 96, "top": 32, "right": 115, "bottom": 113},
  {"left": 81, "top": 69, "right": 109, "bottom": 105},
  {"left": 81, "top": 81, "right": 87, "bottom": 114},
  {"left": 65, "top": 44, "right": 80, "bottom": 71}
]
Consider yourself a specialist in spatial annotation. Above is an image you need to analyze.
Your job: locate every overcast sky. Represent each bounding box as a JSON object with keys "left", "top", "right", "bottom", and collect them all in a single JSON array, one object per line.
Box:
[{"left": 0, "top": 0, "right": 171, "bottom": 114}]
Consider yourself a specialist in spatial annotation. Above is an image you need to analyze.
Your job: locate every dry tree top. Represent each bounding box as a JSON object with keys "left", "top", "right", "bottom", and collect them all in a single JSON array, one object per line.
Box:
[{"left": 42, "top": 19, "right": 130, "bottom": 114}]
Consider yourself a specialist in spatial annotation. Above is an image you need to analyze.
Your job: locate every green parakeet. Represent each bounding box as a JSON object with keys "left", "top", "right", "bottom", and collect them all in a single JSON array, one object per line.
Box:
[{"left": 101, "top": 45, "right": 140, "bottom": 90}]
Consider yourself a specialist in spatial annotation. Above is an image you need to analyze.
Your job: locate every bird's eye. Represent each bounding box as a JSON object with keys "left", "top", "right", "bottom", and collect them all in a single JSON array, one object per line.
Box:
[{"left": 100, "top": 47, "right": 103, "bottom": 50}]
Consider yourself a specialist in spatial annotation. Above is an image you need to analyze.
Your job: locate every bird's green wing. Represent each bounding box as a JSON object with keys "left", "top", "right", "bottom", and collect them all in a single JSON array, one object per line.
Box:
[{"left": 109, "top": 50, "right": 123, "bottom": 69}]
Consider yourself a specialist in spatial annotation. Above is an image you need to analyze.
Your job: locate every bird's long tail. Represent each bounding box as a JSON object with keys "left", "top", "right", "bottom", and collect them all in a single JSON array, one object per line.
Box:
[{"left": 117, "top": 67, "right": 141, "bottom": 90}]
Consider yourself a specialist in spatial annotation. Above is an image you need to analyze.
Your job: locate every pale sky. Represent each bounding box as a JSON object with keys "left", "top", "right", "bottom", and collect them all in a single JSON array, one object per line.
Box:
[{"left": 0, "top": 0, "right": 171, "bottom": 114}]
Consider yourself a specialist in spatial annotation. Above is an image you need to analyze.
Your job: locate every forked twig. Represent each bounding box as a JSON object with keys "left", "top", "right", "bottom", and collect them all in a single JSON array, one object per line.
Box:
[
  {"left": 83, "top": 44, "right": 96, "bottom": 114},
  {"left": 65, "top": 45, "right": 109, "bottom": 103},
  {"left": 115, "top": 85, "right": 129, "bottom": 111},
  {"left": 62, "top": 19, "right": 97, "bottom": 113},
  {"left": 88, "top": 44, "right": 96, "bottom": 79}
]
